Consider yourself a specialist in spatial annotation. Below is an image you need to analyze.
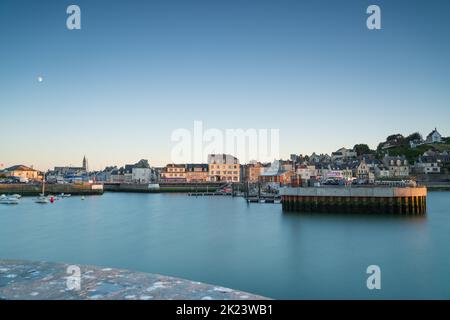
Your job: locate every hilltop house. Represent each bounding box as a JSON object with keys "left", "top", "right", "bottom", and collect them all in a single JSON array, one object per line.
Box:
[
  {"left": 331, "top": 148, "right": 357, "bottom": 163},
  {"left": 309, "top": 153, "right": 331, "bottom": 165},
  {"left": 425, "top": 128, "right": 442, "bottom": 144}
]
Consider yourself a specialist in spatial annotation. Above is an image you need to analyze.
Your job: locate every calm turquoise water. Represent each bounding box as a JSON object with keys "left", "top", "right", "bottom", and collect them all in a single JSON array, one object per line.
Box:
[{"left": 1, "top": 192, "right": 450, "bottom": 299}]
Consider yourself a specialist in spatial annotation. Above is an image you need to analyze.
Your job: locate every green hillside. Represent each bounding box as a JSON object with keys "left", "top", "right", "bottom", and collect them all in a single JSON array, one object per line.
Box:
[{"left": 384, "top": 143, "right": 450, "bottom": 162}]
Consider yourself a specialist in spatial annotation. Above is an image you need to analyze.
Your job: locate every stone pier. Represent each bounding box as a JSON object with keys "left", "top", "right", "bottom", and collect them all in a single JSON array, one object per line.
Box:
[{"left": 0, "top": 260, "right": 268, "bottom": 300}]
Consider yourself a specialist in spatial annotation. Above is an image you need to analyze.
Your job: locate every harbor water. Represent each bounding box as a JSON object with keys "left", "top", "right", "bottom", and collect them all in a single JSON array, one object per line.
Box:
[{"left": 1, "top": 192, "right": 450, "bottom": 299}]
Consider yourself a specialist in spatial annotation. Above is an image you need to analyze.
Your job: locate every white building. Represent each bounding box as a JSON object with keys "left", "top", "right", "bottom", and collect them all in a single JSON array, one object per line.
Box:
[
  {"left": 132, "top": 167, "right": 153, "bottom": 184},
  {"left": 414, "top": 161, "right": 440, "bottom": 174},
  {"left": 425, "top": 128, "right": 442, "bottom": 144},
  {"left": 130, "top": 159, "right": 156, "bottom": 183}
]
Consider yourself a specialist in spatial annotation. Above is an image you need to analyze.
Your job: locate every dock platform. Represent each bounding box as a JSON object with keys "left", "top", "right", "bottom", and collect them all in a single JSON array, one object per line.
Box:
[{"left": 280, "top": 186, "right": 427, "bottom": 215}]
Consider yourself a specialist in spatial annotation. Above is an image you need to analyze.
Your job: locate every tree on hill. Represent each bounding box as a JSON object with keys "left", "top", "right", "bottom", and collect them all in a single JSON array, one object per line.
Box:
[
  {"left": 353, "top": 144, "right": 375, "bottom": 156},
  {"left": 386, "top": 134, "right": 404, "bottom": 142},
  {"left": 406, "top": 132, "right": 422, "bottom": 142}
]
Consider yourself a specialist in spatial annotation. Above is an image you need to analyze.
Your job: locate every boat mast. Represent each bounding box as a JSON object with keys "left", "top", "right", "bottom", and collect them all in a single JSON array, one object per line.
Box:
[{"left": 42, "top": 172, "right": 45, "bottom": 196}]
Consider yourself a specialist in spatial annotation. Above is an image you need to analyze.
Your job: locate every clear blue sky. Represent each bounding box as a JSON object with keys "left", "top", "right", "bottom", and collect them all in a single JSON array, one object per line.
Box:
[{"left": 1, "top": 0, "right": 449, "bottom": 170}]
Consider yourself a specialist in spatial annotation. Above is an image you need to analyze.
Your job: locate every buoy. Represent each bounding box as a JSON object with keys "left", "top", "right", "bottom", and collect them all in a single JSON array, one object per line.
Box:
[{"left": 50, "top": 197, "right": 54, "bottom": 203}]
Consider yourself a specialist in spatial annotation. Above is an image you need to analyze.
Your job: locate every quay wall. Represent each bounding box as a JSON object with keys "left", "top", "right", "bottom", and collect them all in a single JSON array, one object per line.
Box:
[
  {"left": 0, "top": 183, "right": 104, "bottom": 196},
  {"left": 104, "top": 182, "right": 224, "bottom": 193},
  {"left": 280, "top": 187, "right": 427, "bottom": 215}
]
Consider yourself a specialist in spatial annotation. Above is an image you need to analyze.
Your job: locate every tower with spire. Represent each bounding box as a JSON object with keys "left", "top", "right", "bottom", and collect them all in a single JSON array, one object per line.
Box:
[{"left": 82, "top": 156, "right": 88, "bottom": 172}]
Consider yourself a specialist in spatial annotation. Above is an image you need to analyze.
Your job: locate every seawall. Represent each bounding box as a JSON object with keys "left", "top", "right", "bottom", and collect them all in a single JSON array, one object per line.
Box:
[
  {"left": 0, "top": 183, "right": 104, "bottom": 196},
  {"left": 104, "top": 183, "right": 225, "bottom": 193}
]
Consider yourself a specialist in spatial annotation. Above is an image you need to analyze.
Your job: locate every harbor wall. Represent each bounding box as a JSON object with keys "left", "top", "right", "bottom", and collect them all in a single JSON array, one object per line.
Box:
[
  {"left": 416, "top": 174, "right": 450, "bottom": 190},
  {"left": 0, "top": 183, "right": 104, "bottom": 196},
  {"left": 103, "top": 182, "right": 224, "bottom": 193},
  {"left": 280, "top": 187, "right": 427, "bottom": 215}
]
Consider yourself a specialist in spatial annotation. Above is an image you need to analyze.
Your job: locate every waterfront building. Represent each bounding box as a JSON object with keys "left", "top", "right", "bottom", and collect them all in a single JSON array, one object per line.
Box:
[
  {"left": 160, "top": 164, "right": 187, "bottom": 183},
  {"left": 185, "top": 164, "right": 209, "bottom": 183},
  {"left": 295, "top": 164, "right": 317, "bottom": 182},
  {"left": 356, "top": 159, "right": 370, "bottom": 180},
  {"left": 242, "top": 162, "right": 265, "bottom": 183},
  {"left": 110, "top": 167, "right": 132, "bottom": 183},
  {"left": 259, "top": 160, "right": 293, "bottom": 186},
  {"left": 1, "top": 165, "right": 40, "bottom": 181},
  {"left": 130, "top": 160, "right": 156, "bottom": 184},
  {"left": 208, "top": 154, "right": 240, "bottom": 182},
  {"left": 92, "top": 166, "right": 116, "bottom": 182}
]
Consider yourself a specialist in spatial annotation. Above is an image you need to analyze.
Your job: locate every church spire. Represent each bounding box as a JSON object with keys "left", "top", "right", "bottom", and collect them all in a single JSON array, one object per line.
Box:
[{"left": 83, "top": 155, "right": 87, "bottom": 171}]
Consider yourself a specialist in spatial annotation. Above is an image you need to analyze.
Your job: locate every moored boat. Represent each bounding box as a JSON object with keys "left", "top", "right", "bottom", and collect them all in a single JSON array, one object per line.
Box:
[
  {"left": 0, "top": 195, "right": 20, "bottom": 205},
  {"left": 35, "top": 195, "right": 49, "bottom": 204}
]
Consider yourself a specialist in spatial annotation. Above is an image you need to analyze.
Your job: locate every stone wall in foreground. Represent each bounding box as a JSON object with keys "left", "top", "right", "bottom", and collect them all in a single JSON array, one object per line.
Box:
[{"left": 0, "top": 260, "right": 267, "bottom": 300}]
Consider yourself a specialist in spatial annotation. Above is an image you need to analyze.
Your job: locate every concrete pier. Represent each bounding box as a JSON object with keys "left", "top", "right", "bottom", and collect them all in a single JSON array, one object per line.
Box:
[
  {"left": 0, "top": 260, "right": 268, "bottom": 300},
  {"left": 280, "top": 186, "right": 427, "bottom": 215}
]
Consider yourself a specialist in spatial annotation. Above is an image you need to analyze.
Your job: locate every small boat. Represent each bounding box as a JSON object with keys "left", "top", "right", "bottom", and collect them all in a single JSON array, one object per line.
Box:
[
  {"left": 11, "top": 194, "right": 22, "bottom": 199},
  {"left": 0, "top": 195, "right": 19, "bottom": 205},
  {"left": 59, "top": 193, "right": 71, "bottom": 198},
  {"left": 35, "top": 195, "right": 49, "bottom": 204},
  {"left": 35, "top": 176, "right": 49, "bottom": 204}
]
